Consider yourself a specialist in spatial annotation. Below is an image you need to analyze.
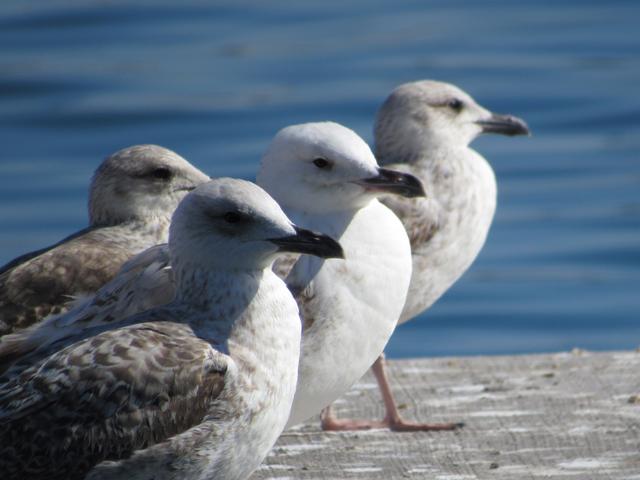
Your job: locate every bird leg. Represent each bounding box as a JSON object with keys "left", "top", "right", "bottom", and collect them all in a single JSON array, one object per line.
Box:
[{"left": 320, "top": 354, "right": 464, "bottom": 432}]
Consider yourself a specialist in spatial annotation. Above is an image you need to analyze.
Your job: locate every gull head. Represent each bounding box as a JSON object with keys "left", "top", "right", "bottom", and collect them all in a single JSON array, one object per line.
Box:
[
  {"left": 88, "top": 144, "right": 211, "bottom": 226},
  {"left": 258, "top": 121, "right": 425, "bottom": 215},
  {"left": 374, "top": 80, "right": 530, "bottom": 165},
  {"left": 169, "top": 178, "right": 343, "bottom": 272}
]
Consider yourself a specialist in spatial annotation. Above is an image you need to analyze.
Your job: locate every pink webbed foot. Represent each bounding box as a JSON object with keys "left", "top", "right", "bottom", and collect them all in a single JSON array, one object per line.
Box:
[
  {"left": 320, "top": 354, "right": 464, "bottom": 432},
  {"left": 320, "top": 405, "right": 463, "bottom": 432}
]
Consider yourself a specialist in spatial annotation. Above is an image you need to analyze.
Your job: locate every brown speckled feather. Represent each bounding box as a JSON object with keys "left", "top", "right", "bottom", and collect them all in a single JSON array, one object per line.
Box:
[
  {"left": 380, "top": 192, "right": 441, "bottom": 251},
  {"left": 0, "top": 245, "right": 175, "bottom": 377},
  {"left": 376, "top": 162, "right": 442, "bottom": 252},
  {"left": 275, "top": 252, "right": 320, "bottom": 329},
  {"left": 0, "top": 320, "right": 227, "bottom": 480},
  {"left": 272, "top": 252, "right": 300, "bottom": 281},
  {"left": 294, "top": 285, "right": 318, "bottom": 332},
  {"left": 280, "top": 256, "right": 318, "bottom": 333},
  {"left": 0, "top": 227, "right": 153, "bottom": 335}
]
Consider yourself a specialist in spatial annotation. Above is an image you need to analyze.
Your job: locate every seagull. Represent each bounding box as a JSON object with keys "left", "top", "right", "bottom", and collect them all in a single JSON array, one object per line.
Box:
[
  {"left": 0, "top": 123, "right": 424, "bottom": 436},
  {"left": 257, "top": 122, "right": 424, "bottom": 429},
  {"left": 0, "top": 145, "right": 210, "bottom": 335},
  {"left": 0, "top": 178, "right": 343, "bottom": 480},
  {"left": 342, "top": 79, "right": 530, "bottom": 431}
]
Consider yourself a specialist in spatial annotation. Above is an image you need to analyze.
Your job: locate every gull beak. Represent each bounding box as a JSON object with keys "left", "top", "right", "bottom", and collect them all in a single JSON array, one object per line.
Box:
[
  {"left": 355, "top": 168, "right": 426, "bottom": 198},
  {"left": 475, "top": 112, "right": 530, "bottom": 137},
  {"left": 269, "top": 226, "right": 344, "bottom": 259}
]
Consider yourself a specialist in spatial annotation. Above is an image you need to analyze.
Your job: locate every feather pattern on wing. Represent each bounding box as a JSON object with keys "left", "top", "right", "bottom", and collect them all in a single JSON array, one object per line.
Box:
[
  {"left": 0, "top": 319, "right": 227, "bottom": 480},
  {"left": 0, "top": 245, "right": 301, "bottom": 376},
  {"left": 0, "top": 223, "right": 168, "bottom": 335},
  {"left": 0, "top": 244, "right": 174, "bottom": 373}
]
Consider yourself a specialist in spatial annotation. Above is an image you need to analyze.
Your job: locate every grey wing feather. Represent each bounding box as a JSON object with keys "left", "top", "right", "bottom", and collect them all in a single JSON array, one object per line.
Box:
[{"left": 0, "top": 320, "right": 228, "bottom": 480}]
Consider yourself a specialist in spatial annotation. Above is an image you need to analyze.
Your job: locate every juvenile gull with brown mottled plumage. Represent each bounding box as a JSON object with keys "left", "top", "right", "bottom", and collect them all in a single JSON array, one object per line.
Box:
[
  {"left": 0, "top": 178, "right": 343, "bottom": 480},
  {"left": 0, "top": 145, "right": 210, "bottom": 335}
]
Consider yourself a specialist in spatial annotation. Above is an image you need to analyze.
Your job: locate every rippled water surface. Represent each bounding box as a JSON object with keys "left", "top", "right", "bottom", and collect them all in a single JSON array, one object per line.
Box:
[{"left": 1, "top": 0, "right": 638, "bottom": 357}]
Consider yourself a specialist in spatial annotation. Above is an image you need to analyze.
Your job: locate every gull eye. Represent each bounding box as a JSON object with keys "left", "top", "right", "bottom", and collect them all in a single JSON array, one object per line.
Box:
[
  {"left": 149, "top": 167, "right": 173, "bottom": 180},
  {"left": 312, "top": 158, "right": 332, "bottom": 169},
  {"left": 448, "top": 98, "right": 464, "bottom": 112},
  {"left": 223, "top": 212, "right": 243, "bottom": 224}
]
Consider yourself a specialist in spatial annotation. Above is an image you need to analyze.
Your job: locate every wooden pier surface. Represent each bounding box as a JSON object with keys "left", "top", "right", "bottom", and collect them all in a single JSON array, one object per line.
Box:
[{"left": 253, "top": 350, "right": 640, "bottom": 480}]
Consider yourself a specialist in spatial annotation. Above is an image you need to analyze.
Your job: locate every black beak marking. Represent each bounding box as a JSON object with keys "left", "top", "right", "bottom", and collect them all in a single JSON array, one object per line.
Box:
[
  {"left": 269, "top": 226, "right": 344, "bottom": 259},
  {"left": 476, "top": 113, "right": 530, "bottom": 137},
  {"left": 357, "top": 168, "right": 426, "bottom": 198}
]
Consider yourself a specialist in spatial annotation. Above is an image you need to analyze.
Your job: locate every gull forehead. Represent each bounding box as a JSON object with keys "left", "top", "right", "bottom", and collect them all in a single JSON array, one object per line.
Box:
[
  {"left": 183, "top": 178, "right": 291, "bottom": 225},
  {"left": 94, "top": 144, "right": 195, "bottom": 178},
  {"left": 275, "top": 121, "right": 377, "bottom": 167},
  {"left": 391, "top": 80, "right": 476, "bottom": 106}
]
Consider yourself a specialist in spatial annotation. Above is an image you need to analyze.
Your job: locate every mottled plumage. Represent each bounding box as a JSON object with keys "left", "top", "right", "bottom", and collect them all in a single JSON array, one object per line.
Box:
[
  {"left": 375, "top": 80, "right": 530, "bottom": 322},
  {"left": 379, "top": 150, "right": 496, "bottom": 323},
  {"left": 351, "top": 79, "right": 530, "bottom": 430},
  {"left": 0, "top": 244, "right": 174, "bottom": 374},
  {"left": 0, "top": 145, "right": 209, "bottom": 335},
  {"left": 0, "top": 178, "right": 342, "bottom": 480},
  {"left": 1, "top": 320, "right": 226, "bottom": 480}
]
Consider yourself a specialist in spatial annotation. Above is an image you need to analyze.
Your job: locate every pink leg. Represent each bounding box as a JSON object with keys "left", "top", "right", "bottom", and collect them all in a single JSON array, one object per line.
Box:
[
  {"left": 321, "top": 354, "right": 464, "bottom": 432},
  {"left": 372, "top": 353, "right": 464, "bottom": 432}
]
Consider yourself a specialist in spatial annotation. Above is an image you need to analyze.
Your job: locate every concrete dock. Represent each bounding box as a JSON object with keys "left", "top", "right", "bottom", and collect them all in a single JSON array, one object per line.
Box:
[{"left": 253, "top": 350, "right": 640, "bottom": 479}]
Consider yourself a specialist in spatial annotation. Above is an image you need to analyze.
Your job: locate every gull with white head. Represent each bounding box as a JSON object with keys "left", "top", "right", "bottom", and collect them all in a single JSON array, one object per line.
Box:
[
  {"left": 0, "top": 178, "right": 343, "bottom": 480},
  {"left": 0, "top": 144, "right": 210, "bottom": 335},
  {"left": 257, "top": 121, "right": 424, "bottom": 429},
  {"left": 345, "top": 79, "right": 530, "bottom": 431}
]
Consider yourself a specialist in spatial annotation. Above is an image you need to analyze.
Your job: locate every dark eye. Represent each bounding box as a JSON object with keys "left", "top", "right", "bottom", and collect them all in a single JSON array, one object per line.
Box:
[
  {"left": 448, "top": 99, "right": 464, "bottom": 112},
  {"left": 149, "top": 167, "right": 173, "bottom": 180},
  {"left": 313, "top": 158, "right": 331, "bottom": 169},
  {"left": 223, "top": 212, "right": 243, "bottom": 224}
]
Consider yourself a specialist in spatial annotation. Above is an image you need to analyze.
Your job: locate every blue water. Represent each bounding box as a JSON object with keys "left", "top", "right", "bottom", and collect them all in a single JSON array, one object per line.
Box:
[{"left": 0, "top": 0, "right": 638, "bottom": 357}]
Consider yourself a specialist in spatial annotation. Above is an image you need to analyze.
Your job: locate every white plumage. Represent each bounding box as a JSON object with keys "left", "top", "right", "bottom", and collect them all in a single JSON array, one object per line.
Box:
[{"left": 257, "top": 122, "right": 422, "bottom": 427}]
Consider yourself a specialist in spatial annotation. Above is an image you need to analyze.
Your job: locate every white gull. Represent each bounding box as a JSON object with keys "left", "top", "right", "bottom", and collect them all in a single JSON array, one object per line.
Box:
[
  {"left": 258, "top": 122, "right": 423, "bottom": 429},
  {"left": 0, "top": 178, "right": 343, "bottom": 480},
  {"left": 0, "top": 144, "right": 210, "bottom": 335}
]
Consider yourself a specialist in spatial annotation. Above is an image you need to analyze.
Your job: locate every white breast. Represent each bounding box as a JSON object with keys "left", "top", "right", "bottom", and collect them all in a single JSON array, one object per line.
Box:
[
  {"left": 217, "top": 271, "right": 302, "bottom": 478},
  {"left": 286, "top": 199, "right": 412, "bottom": 427}
]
